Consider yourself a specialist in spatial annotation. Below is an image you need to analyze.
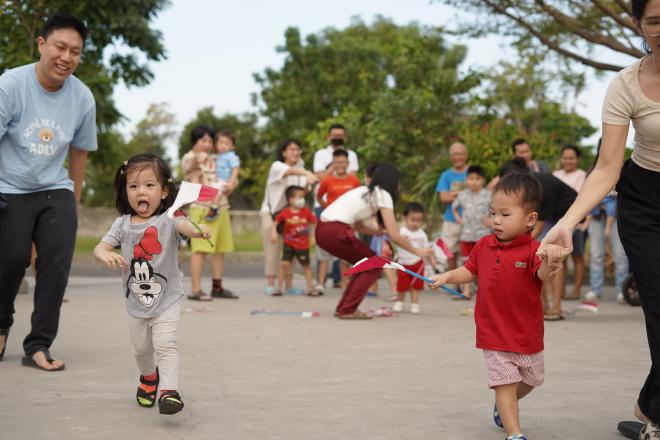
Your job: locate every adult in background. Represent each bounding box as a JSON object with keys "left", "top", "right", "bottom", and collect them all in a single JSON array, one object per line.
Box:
[
  {"left": 260, "top": 139, "right": 318, "bottom": 295},
  {"left": 0, "top": 13, "right": 97, "bottom": 371},
  {"left": 499, "top": 159, "right": 577, "bottom": 321},
  {"left": 435, "top": 142, "right": 469, "bottom": 273},
  {"left": 540, "top": 2, "right": 660, "bottom": 432},
  {"left": 316, "top": 164, "right": 432, "bottom": 319},
  {"left": 512, "top": 138, "right": 550, "bottom": 173},
  {"left": 552, "top": 145, "right": 587, "bottom": 300},
  {"left": 312, "top": 123, "right": 359, "bottom": 290}
]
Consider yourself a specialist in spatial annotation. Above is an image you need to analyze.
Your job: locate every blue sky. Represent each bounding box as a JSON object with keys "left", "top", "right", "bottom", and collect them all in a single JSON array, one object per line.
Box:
[{"left": 112, "top": 0, "right": 636, "bottom": 158}]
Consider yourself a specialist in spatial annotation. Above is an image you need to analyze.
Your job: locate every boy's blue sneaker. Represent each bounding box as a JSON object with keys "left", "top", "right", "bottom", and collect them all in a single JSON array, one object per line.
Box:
[
  {"left": 493, "top": 403, "right": 504, "bottom": 428},
  {"left": 505, "top": 435, "right": 526, "bottom": 440}
]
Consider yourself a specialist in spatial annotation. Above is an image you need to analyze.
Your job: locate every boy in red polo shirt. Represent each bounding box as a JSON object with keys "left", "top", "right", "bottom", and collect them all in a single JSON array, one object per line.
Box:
[
  {"left": 431, "top": 172, "right": 567, "bottom": 440},
  {"left": 270, "top": 185, "right": 318, "bottom": 296}
]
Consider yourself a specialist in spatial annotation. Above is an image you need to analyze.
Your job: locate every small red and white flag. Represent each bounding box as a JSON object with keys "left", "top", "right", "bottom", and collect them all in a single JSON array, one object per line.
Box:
[{"left": 166, "top": 181, "right": 219, "bottom": 219}]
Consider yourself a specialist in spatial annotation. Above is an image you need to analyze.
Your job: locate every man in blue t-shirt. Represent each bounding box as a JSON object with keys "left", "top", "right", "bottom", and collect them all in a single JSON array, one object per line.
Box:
[
  {"left": 435, "top": 142, "right": 468, "bottom": 273},
  {"left": 0, "top": 13, "right": 97, "bottom": 371}
]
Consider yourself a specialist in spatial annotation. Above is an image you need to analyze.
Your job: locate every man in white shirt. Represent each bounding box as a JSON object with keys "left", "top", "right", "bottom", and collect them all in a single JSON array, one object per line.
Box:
[{"left": 312, "top": 124, "right": 359, "bottom": 290}]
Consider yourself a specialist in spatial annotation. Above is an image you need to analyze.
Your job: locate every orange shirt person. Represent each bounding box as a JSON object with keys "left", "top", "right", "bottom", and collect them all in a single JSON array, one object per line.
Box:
[{"left": 317, "top": 149, "right": 361, "bottom": 209}]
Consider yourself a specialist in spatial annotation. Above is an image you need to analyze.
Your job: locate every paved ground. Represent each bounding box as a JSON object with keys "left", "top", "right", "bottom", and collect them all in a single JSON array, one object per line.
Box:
[{"left": 1, "top": 271, "right": 649, "bottom": 440}]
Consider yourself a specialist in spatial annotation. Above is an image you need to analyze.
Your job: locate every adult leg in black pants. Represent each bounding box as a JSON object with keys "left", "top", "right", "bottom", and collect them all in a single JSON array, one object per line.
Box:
[
  {"left": 0, "top": 190, "right": 76, "bottom": 370},
  {"left": 617, "top": 160, "right": 660, "bottom": 423}
]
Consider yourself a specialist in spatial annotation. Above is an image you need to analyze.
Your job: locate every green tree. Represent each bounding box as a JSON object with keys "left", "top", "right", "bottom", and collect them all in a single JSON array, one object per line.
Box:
[
  {"left": 435, "top": 0, "right": 642, "bottom": 72},
  {"left": 253, "top": 17, "right": 480, "bottom": 150},
  {"left": 126, "top": 102, "right": 177, "bottom": 161}
]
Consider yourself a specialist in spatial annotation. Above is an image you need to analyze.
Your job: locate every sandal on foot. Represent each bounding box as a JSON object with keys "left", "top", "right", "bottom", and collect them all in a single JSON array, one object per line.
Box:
[
  {"left": 159, "top": 390, "right": 184, "bottom": 415},
  {"left": 306, "top": 290, "right": 321, "bottom": 297},
  {"left": 336, "top": 310, "right": 372, "bottom": 320},
  {"left": 0, "top": 328, "right": 8, "bottom": 362},
  {"left": 544, "top": 313, "right": 564, "bottom": 321},
  {"left": 493, "top": 403, "right": 503, "bottom": 429},
  {"left": 187, "top": 291, "right": 212, "bottom": 301},
  {"left": 211, "top": 288, "right": 239, "bottom": 299},
  {"left": 136, "top": 368, "right": 159, "bottom": 408},
  {"left": 21, "top": 349, "right": 65, "bottom": 371}
]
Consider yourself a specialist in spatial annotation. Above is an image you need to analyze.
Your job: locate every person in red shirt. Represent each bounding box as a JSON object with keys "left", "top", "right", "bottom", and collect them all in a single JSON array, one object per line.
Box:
[
  {"left": 430, "top": 172, "right": 568, "bottom": 440},
  {"left": 270, "top": 186, "right": 318, "bottom": 296},
  {"left": 316, "top": 149, "right": 361, "bottom": 289}
]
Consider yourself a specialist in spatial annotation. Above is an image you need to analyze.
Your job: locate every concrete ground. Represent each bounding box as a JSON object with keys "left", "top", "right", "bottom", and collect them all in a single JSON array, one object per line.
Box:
[{"left": 1, "top": 271, "right": 648, "bottom": 440}]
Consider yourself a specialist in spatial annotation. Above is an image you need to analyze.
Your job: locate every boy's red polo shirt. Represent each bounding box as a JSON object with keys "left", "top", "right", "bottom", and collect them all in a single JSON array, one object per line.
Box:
[{"left": 464, "top": 233, "right": 543, "bottom": 354}]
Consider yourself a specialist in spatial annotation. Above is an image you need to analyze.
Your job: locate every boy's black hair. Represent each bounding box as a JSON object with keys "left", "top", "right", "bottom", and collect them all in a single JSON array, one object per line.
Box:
[
  {"left": 328, "top": 123, "right": 346, "bottom": 133},
  {"left": 332, "top": 148, "right": 349, "bottom": 159},
  {"left": 114, "top": 153, "right": 177, "bottom": 216},
  {"left": 493, "top": 172, "right": 543, "bottom": 213},
  {"left": 511, "top": 138, "right": 528, "bottom": 154},
  {"left": 498, "top": 157, "right": 529, "bottom": 177},
  {"left": 277, "top": 138, "right": 302, "bottom": 162},
  {"left": 467, "top": 165, "right": 486, "bottom": 178},
  {"left": 403, "top": 202, "right": 425, "bottom": 217},
  {"left": 216, "top": 129, "right": 236, "bottom": 145},
  {"left": 190, "top": 125, "right": 216, "bottom": 148},
  {"left": 560, "top": 144, "right": 581, "bottom": 158},
  {"left": 285, "top": 185, "right": 305, "bottom": 202},
  {"left": 40, "top": 12, "right": 88, "bottom": 42}
]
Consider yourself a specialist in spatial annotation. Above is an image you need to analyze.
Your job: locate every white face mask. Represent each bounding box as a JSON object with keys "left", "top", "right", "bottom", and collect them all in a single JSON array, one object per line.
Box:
[{"left": 293, "top": 198, "right": 305, "bottom": 209}]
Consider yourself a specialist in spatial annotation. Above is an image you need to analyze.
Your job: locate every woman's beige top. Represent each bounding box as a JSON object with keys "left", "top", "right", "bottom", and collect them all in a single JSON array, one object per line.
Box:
[{"left": 602, "top": 56, "right": 660, "bottom": 172}]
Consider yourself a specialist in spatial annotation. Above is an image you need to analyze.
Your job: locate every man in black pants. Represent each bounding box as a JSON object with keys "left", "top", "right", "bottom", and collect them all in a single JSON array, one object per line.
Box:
[{"left": 0, "top": 13, "right": 97, "bottom": 371}]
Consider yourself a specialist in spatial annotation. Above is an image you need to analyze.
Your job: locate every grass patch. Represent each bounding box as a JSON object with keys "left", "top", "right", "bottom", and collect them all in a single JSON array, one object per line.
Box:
[{"left": 75, "top": 230, "right": 263, "bottom": 255}]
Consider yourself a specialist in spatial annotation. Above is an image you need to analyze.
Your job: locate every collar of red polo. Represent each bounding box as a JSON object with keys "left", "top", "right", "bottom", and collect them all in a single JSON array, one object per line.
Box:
[{"left": 485, "top": 233, "right": 534, "bottom": 248}]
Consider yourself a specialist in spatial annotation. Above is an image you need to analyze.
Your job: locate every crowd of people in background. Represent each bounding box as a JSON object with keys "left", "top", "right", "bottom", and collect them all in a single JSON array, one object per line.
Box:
[{"left": 175, "top": 118, "right": 630, "bottom": 325}]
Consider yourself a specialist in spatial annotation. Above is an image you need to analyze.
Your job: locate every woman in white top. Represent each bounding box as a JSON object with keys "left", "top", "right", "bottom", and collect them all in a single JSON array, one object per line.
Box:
[
  {"left": 316, "top": 164, "right": 432, "bottom": 319},
  {"left": 260, "top": 139, "right": 318, "bottom": 295},
  {"left": 540, "top": 0, "right": 660, "bottom": 432},
  {"left": 552, "top": 145, "right": 588, "bottom": 300}
]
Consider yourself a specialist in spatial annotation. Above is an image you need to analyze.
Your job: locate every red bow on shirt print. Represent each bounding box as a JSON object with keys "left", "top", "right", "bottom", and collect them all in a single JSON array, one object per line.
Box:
[{"left": 133, "top": 226, "right": 163, "bottom": 261}]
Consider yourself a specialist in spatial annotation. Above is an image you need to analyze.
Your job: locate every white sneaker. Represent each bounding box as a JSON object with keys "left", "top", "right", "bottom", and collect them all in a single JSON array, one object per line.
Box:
[
  {"left": 392, "top": 301, "right": 404, "bottom": 313},
  {"left": 582, "top": 291, "right": 598, "bottom": 303},
  {"left": 314, "top": 283, "right": 325, "bottom": 294},
  {"left": 616, "top": 292, "right": 626, "bottom": 304},
  {"left": 410, "top": 303, "right": 421, "bottom": 314}
]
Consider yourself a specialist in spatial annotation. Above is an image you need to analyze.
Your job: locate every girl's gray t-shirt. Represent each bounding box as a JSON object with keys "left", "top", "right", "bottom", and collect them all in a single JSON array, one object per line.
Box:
[{"left": 102, "top": 213, "right": 184, "bottom": 319}]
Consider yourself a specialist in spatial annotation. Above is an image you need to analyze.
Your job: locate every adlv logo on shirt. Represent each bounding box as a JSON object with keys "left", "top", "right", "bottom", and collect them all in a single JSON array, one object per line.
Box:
[{"left": 23, "top": 118, "right": 65, "bottom": 156}]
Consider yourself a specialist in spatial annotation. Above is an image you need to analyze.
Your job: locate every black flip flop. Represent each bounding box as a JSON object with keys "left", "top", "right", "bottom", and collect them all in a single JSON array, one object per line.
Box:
[
  {"left": 21, "top": 349, "right": 65, "bottom": 372},
  {"left": 617, "top": 421, "right": 644, "bottom": 439}
]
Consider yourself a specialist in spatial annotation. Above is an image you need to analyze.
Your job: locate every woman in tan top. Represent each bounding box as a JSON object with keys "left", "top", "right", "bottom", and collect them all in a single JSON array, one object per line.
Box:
[{"left": 540, "top": 0, "right": 660, "bottom": 434}]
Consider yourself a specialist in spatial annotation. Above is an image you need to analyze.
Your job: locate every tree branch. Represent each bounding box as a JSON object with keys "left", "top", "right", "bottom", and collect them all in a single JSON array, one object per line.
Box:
[
  {"left": 614, "top": 0, "right": 633, "bottom": 17},
  {"left": 481, "top": 0, "right": 625, "bottom": 71},
  {"left": 590, "top": 0, "right": 639, "bottom": 34},
  {"left": 534, "top": 0, "right": 643, "bottom": 58}
]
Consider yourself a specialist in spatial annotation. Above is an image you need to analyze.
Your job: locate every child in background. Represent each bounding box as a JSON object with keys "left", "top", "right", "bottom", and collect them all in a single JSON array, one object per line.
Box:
[
  {"left": 93, "top": 154, "right": 211, "bottom": 415},
  {"left": 452, "top": 165, "right": 492, "bottom": 299},
  {"left": 316, "top": 149, "right": 361, "bottom": 290},
  {"left": 430, "top": 172, "right": 567, "bottom": 440},
  {"left": 393, "top": 202, "right": 436, "bottom": 314},
  {"left": 202, "top": 130, "right": 240, "bottom": 298},
  {"left": 270, "top": 186, "right": 318, "bottom": 296}
]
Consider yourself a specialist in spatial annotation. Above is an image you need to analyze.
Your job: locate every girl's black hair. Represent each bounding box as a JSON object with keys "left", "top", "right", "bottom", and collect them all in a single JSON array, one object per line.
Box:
[
  {"left": 369, "top": 164, "right": 401, "bottom": 203},
  {"left": 560, "top": 144, "right": 581, "bottom": 158},
  {"left": 190, "top": 125, "right": 216, "bottom": 148},
  {"left": 277, "top": 138, "right": 301, "bottom": 162},
  {"left": 114, "top": 153, "right": 177, "bottom": 216},
  {"left": 632, "top": 0, "right": 652, "bottom": 53},
  {"left": 367, "top": 164, "right": 401, "bottom": 227}
]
